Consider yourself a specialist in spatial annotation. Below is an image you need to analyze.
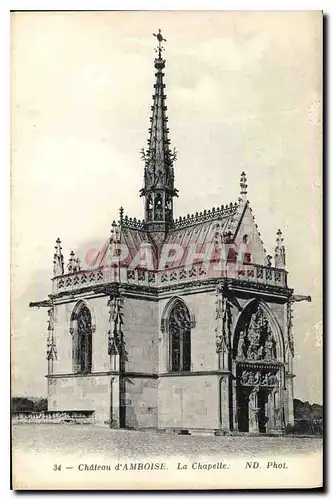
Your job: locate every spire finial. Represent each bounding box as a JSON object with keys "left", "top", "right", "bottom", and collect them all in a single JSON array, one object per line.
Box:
[
  {"left": 275, "top": 229, "right": 286, "bottom": 269},
  {"left": 53, "top": 237, "right": 64, "bottom": 276},
  {"left": 153, "top": 29, "right": 167, "bottom": 59},
  {"left": 67, "top": 250, "right": 76, "bottom": 273},
  {"left": 110, "top": 220, "right": 121, "bottom": 244},
  {"left": 276, "top": 228, "right": 283, "bottom": 246},
  {"left": 119, "top": 206, "right": 124, "bottom": 224},
  {"left": 75, "top": 257, "right": 81, "bottom": 272},
  {"left": 240, "top": 171, "right": 248, "bottom": 200}
]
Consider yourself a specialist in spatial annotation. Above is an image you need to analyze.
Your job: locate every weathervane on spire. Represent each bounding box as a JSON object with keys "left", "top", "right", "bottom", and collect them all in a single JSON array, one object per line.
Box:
[{"left": 153, "top": 29, "right": 167, "bottom": 58}]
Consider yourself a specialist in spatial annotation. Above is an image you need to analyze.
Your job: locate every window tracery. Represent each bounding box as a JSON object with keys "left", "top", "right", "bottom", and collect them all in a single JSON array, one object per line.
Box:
[
  {"left": 168, "top": 301, "right": 191, "bottom": 372},
  {"left": 71, "top": 304, "right": 92, "bottom": 374}
]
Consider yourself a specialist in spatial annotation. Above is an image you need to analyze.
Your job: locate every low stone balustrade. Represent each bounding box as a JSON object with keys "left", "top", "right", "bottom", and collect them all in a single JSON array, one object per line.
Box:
[
  {"left": 126, "top": 262, "right": 287, "bottom": 289},
  {"left": 12, "top": 410, "right": 95, "bottom": 424},
  {"left": 52, "top": 262, "right": 287, "bottom": 295}
]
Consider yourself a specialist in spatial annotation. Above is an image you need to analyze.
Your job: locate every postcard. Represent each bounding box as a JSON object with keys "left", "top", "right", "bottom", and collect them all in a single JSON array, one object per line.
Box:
[{"left": 11, "top": 10, "right": 323, "bottom": 490}]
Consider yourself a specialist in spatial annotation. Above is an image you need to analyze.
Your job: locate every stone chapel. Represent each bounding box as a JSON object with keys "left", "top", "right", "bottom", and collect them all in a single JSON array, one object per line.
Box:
[{"left": 30, "top": 31, "right": 311, "bottom": 435}]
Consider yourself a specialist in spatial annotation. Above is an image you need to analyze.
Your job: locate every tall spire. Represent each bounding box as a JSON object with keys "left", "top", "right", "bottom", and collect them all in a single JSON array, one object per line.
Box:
[{"left": 140, "top": 30, "right": 178, "bottom": 242}]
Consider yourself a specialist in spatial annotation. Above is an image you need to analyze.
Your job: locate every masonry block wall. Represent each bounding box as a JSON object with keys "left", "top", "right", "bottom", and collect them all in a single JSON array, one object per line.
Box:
[
  {"left": 157, "top": 291, "right": 220, "bottom": 430},
  {"left": 122, "top": 296, "right": 159, "bottom": 373},
  {"left": 158, "top": 375, "right": 220, "bottom": 430},
  {"left": 48, "top": 374, "right": 118, "bottom": 424},
  {"left": 124, "top": 378, "right": 158, "bottom": 429}
]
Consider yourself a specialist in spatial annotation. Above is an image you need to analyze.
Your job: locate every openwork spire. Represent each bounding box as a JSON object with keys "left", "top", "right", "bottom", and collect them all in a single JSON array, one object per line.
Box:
[{"left": 140, "top": 30, "right": 178, "bottom": 240}]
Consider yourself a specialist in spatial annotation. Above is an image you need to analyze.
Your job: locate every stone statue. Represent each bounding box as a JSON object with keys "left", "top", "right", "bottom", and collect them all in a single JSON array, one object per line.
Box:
[
  {"left": 248, "top": 323, "right": 261, "bottom": 347},
  {"left": 248, "top": 386, "right": 260, "bottom": 432},
  {"left": 155, "top": 168, "right": 164, "bottom": 186},
  {"left": 237, "top": 331, "right": 246, "bottom": 359},
  {"left": 248, "top": 372, "right": 255, "bottom": 385},
  {"left": 258, "top": 345, "right": 264, "bottom": 359},
  {"left": 241, "top": 370, "right": 248, "bottom": 385},
  {"left": 262, "top": 373, "right": 269, "bottom": 385},
  {"left": 249, "top": 385, "right": 259, "bottom": 404},
  {"left": 247, "top": 346, "right": 258, "bottom": 361},
  {"left": 254, "top": 371, "right": 261, "bottom": 385},
  {"left": 246, "top": 310, "right": 262, "bottom": 362},
  {"left": 276, "top": 371, "right": 281, "bottom": 387},
  {"left": 264, "top": 333, "right": 276, "bottom": 360},
  {"left": 262, "top": 317, "right": 270, "bottom": 335}
]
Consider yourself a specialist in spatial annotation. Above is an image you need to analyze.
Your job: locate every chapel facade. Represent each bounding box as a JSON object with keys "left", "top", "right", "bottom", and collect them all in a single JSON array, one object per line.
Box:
[{"left": 30, "top": 31, "right": 311, "bottom": 435}]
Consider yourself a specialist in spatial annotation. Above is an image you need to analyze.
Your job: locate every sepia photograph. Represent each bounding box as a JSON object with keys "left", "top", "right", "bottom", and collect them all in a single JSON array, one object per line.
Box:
[{"left": 10, "top": 10, "right": 323, "bottom": 490}]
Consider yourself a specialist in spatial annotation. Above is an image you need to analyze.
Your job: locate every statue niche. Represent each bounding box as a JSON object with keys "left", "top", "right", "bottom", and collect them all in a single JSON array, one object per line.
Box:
[{"left": 235, "top": 306, "right": 277, "bottom": 362}]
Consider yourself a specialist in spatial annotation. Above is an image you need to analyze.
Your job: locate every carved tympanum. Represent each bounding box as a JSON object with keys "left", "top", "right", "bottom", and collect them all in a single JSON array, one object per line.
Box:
[{"left": 235, "top": 306, "right": 277, "bottom": 362}]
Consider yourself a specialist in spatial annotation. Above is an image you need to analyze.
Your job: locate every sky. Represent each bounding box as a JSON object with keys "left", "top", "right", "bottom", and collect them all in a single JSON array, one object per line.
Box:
[{"left": 11, "top": 11, "right": 322, "bottom": 403}]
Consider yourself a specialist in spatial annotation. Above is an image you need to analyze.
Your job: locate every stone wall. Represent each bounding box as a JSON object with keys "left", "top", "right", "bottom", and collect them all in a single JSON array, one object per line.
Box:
[
  {"left": 122, "top": 297, "right": 159, "bottom": 373},
  {"left": 123, "top": 377, "right": 158, "bottom": 429},
  {"left": 47, "top": 374, "right": 119, "bottom": 424},
  {"left": 158, "top": 375, "right": 219, "bottom": 430},
  {"left": 47, "top": 373, "right": 159, "bottom": 429}
]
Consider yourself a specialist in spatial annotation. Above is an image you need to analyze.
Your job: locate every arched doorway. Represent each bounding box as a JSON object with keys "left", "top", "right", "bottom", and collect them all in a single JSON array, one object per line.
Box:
[{"left": 233, "top": 301, "right": 284, "bottom": 433}]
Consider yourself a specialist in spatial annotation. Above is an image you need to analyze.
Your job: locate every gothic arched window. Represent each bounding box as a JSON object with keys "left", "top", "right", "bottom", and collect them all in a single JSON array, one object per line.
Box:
[
  {"left": 71, "top": 304, "right": 92, "bottom": 374},
  {"left": 168, "top": 301, "right": 191, "bottom": 372}
]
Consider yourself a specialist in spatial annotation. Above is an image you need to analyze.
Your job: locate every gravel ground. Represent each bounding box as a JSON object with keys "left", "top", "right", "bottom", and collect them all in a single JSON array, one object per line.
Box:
[{"left": 12, "top": 424, "right": 322, "bottom": 460}]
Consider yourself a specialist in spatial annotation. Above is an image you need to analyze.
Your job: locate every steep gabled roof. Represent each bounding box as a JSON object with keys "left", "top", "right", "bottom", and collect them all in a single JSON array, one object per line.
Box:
[
  {"left": 90, "top": 225, "right": 158, "bottom": 270},
  {"left": 89, "top": 199, "right": 252, "bottom": 271}
]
